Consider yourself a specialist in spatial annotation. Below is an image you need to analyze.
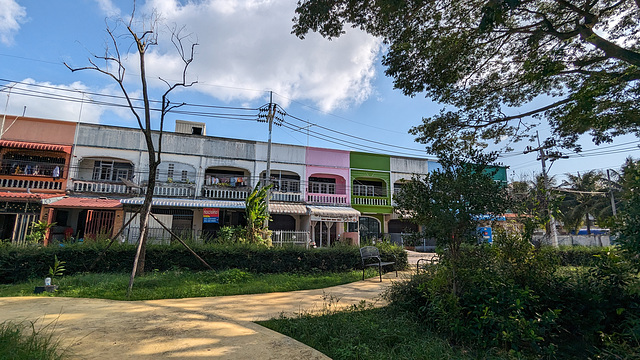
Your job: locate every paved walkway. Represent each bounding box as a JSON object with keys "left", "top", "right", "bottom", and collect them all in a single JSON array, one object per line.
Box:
[{"left": 0, "top": 271, "right": 408, "bottom": 359}]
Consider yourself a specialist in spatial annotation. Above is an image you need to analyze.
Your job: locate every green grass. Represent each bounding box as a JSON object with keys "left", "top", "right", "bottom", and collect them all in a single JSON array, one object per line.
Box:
[
  {"left": 0, "top": 268, "right": 379, "bottom": 301},
  {"left": 0, "top": 320, "right": 66, "bottom": 360},
  {"left": 259, "top": 304, "right": 486, "bottom": 360}
]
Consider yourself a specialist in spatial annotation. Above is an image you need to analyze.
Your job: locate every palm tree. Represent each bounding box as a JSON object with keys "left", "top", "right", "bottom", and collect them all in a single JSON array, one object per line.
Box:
[{"left": 559, "top": 171, "right": 605, "bottom": 234}]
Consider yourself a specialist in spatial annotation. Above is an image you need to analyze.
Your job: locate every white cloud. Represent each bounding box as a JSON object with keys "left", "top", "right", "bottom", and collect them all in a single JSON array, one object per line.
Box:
[
  {"left": 1, "top": 79, "right": 132, "bottom": 124},
  {"left": 0, "top": 0, "right": 26, "bottom": 46},
  {"left": 131, "top": 0, "right": 382, "bottom": 112},
  {"left": 95, "top": 0, "right": 121, "bottom": 17}
]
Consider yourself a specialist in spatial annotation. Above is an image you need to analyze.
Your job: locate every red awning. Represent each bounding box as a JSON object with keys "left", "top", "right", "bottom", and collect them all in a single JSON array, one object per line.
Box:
[
  {"left": 0, "top": 140, "right": 72, "bottom": 153},
  {"left": 48, "top": 197, "right": 122, "bottom": 209},
  {"left": 0, "top": 191, "right": 63, "bottom": 201}
]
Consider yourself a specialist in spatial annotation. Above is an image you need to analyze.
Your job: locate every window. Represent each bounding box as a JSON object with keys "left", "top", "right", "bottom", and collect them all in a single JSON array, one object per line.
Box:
[
  {"left": 308, "top": 177, "right": 336, "bottom": 194},
  {"left": 191, "top": 127, "right": 203, "bottom": 135},
  {"left": 353, "top": 179, "right": 385, "bottom": 197},
  {"left": 181, "top": 170, "right": 188, "bottom": 182},
  {"left": 92, "top": 160, "right": 132, "bottom": 181},
  {"left": 167, "top": 163, "right": 175, "bottom": 180}
]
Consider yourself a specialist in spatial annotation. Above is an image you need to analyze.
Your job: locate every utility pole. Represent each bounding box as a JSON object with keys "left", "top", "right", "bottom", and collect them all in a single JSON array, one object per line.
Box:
[
  {"left": 524, "top": 131, "right": 567, "bottom": 247},
  {"left": 607, "top": 169, "right": 617, "bottom": 216},
  {"left": 258, "top": 91, "right": 282, "bottom": 228}
]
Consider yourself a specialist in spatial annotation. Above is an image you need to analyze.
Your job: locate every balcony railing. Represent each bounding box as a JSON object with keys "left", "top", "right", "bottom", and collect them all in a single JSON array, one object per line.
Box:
[
  {"left": 270, "top": 191, "right": 303, "bottom": 202},
  {"left": 306, "top": 193, "right": 348, "bottom": 206},
  {"left": 142, "top": 183, "right": 196, "bottom": 197},
  {"left": 0, "top": 176, "right": 63, "bottom": 191},
  {"left": 73, "top": 180, "right": 136, "bottom": 195},
  {"left": 202, "top": 185, "right": 250, "bottom": 200},
  {"left": 352, "top": 196, "right": 390, "bottom": 206}
]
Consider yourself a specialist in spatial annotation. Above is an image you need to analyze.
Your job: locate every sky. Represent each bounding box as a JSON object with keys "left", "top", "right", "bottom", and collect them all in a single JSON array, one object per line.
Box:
[{"left": 0, "top": 0, "right": 638, "bottom": 183}]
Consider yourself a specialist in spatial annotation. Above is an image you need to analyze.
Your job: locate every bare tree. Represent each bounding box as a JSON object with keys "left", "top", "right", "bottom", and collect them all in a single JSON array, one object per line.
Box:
[{"left": 65, "top": 5, "right": 197, "bottom": 295}]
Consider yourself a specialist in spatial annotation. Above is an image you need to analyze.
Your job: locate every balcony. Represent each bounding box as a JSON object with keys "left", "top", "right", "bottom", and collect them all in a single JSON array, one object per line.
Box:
[
  {"left": 142, "top": 183, "right": 196, "bottom": 197},
  {"left": 202, "top": 185, "right": 250, "bottom": 200},
  {"left": 270, "top": 191, "right": 303, "bottom": 202},
  {"left": 73, "top": 180, "right": 137, "bottom": 195},
  {"left": 352, "top": 196, "right": 390, "bottom": 206},
  {"left": 306, "top": 193, "right": 348, "bottom": 206},
  {"left": 0, "top": 175, "right": 63, "bottom": 191}
]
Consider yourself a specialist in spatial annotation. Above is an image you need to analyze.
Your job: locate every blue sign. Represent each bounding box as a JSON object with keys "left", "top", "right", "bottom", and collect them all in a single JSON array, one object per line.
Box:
[
  {"left": 477, "top": 227, "right": 492, "bottom": 244},
  {"left": 203, "top": 217, "right": 219, "bottom": 224}
]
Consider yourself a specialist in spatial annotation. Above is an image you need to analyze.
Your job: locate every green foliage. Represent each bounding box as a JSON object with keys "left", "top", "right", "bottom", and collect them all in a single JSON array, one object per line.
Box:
[
  {"left": 0, "top": 242, "right": 407, "bottom": 284},
  {"left": 394, "top": 155, "right": 511, "bottom": 265},
  {"left": 294, "top": 0, "right": 640, "bottom": 154},
  {"left": 245, "top": 182, "right": 272, "bottom": 245},
  {"left": 212, "top": 226, "right": 247, "bottom": 245},
  {"left": 48, "top": 255, "right": 65, "bottom": 279},
  {"left": 0, "top": 320, "right": 66, "bottom": 360},
  {"left": 559, "top": 171, "right": 606, "bottom": 234},
  {"left": 386, "top": 232, "right": 640, "bottom": 357},
  {"left": 617, "top": 158, "right": 640, "bottom": 268},
  {"left": 26, "top": 221, "right": 56, "bottom": 244}
]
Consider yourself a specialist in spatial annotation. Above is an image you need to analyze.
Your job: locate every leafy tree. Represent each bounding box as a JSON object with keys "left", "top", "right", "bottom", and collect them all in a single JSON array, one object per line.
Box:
[
  {"left": 510, "top": 174, "right": 563, "bottom": 244},
  {"left": 293, "top": 0, "right": 640, "bottom": 153},
  {"left": 558, "top": 170, "right": 605, "bottom": 234},
  {"left": 617, "top": 158, "right": 640, "bottom": 265},
  {"left": 65, "top": 6, "right": 196, "bottom": 290},
  {"left": 245, "top": 182, "right": 273, "bottom": 245},
  {"left": 394, "top": 154, "right": 511, "bottom": 294}
]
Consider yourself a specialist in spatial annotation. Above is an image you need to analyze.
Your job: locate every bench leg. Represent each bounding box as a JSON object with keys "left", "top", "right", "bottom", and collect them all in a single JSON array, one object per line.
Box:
[
  {"left": 362, "top": 266, "right": 365, "bottom": 281},
  {"left": 379, "top": 265, "right": 382, "bottom": 282}
]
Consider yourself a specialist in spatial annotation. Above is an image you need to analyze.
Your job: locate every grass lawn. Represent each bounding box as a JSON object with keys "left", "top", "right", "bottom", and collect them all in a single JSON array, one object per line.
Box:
[
  {"left": 259, "top": 305, "right": 486, "bottom": 360},
  {"left": 0, "top": 268, "right": 379, "bottom": 301}
]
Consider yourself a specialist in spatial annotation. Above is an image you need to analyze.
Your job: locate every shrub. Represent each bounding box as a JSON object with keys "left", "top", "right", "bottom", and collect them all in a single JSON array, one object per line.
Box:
[
  {"left": 385, "top": 231, "right": 640, "bottom": 357},
  {"left": 0, "top": 242, "right": 407, "bottom": 284}
]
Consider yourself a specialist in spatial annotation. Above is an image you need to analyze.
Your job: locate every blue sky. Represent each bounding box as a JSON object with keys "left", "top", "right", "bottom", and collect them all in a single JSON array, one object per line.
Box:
[{"left": 0, "top": 0, "right": 638, "bottom": 183}]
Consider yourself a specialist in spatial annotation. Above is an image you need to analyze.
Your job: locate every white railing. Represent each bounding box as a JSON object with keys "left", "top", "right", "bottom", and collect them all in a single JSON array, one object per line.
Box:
[
  {"left": 0, "top": 177, "right": 62, "bottom": 190},
  {"left": 143, "top": 184, "right": 196, "bottom": 197},
  {"left": 270, "top": 191, "right": 303, "bottom": 202},
  {"left": 352, "top": 196, "right": 389, "bottom": 206},
  {"left": 73, "top": 180, "right": 134, "bottom": 194},
  {"left": 272, "top": 230, "right": 311, "bottom": 248},
  {"left": 533, "top": 234, "right": 611, "bottom": 247},
  {"left": 202, "top": 186, "right": 250, "bottom": 200},
  {"left": 306, "top": 193, "right": 348, "bottom": 206}
]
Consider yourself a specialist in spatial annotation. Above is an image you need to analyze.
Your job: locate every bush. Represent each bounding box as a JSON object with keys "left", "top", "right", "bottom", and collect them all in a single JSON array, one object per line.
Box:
[
  {"left": 385, "top": 231, "right": 640, "bottom": 358},
  {"left": 0, "top": 242, "right": 407, "bottom": 284}
]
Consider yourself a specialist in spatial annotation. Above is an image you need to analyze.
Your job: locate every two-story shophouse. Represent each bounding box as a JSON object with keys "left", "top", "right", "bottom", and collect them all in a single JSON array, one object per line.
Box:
[{"left": 1, "top": 115, "right": 507, "bottom": 246}]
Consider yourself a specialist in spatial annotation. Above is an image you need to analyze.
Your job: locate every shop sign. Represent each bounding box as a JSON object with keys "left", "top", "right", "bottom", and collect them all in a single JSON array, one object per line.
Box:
[{"left": 203, "top": 208, "right": 219, "bottom": 224}]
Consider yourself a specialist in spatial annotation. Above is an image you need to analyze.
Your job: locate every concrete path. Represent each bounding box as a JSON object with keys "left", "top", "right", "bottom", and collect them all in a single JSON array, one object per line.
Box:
[{"left": 0, "top": 271, "right": 408, "bottom": 359}]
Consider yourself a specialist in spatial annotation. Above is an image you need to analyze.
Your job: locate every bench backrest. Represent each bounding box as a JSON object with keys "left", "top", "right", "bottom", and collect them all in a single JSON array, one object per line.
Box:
[{"left": 360, "top": 246, "right": 380, "bottom": 261}]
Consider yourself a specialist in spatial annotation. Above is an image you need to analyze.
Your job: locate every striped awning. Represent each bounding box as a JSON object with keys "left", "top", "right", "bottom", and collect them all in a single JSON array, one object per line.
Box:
[
  {"left": 120, "top": 198, "right": 246, "bottom": 209},
  {"left": 307, "top": 205, "right": 360, "bottom": 222},
  {"left": 269, "top": 203, "right": 307, "bottom": 215},
  {"left": 0, "top": 140, "right": 72, "bottom": 153}
]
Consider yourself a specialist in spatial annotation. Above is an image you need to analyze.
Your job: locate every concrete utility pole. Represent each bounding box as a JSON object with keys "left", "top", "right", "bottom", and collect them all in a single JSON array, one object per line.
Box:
[
  {"left": 607, "top": 169, "right": 617, "bottom": 216},
  {"left": 264, "top": 91, "right": 274, "bottom": 227},
  {"left": 524, "top": 131, "right": 568, "bottom": 247}
]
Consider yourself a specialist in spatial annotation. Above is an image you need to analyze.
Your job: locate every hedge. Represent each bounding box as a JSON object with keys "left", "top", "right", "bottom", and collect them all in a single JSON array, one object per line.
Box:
[{"left": 0, "top": 243, "right": 407, "bottom": 284}]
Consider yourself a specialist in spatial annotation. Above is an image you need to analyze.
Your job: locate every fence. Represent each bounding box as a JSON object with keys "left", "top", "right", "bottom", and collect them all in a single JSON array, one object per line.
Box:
[
  {"left": 122, "top": 227, "right": 202, "bottom": 245},
  {"left": 533, "top": 234, "right": 611, "bottom": 247},
  {"left": 272, "top": 230, "right": 311, "bottom": 248}
]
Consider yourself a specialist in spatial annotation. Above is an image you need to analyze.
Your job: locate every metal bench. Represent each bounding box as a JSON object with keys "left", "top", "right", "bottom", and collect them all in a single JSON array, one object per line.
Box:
[{"left": 360, "top": 246, "right": 397, "bottom": 282}]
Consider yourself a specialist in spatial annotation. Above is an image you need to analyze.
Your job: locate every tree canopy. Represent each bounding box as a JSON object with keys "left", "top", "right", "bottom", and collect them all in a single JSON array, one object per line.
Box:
[
  {"left": 293, "top": 0, "right": 640, "bottom": 153},
  {"left": 394, "top": 157, "right": 511, "bottom": 257}
]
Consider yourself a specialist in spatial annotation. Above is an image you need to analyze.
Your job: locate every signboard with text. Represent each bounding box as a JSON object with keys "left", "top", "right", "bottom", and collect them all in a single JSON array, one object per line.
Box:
[{"left": 203, "top": 208, "right": 219, "bottom": 224}]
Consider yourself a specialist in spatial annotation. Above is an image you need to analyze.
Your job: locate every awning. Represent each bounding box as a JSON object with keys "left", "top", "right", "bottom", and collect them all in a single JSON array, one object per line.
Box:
[
  {"left": 0, "top": 192, "right": 63, "bottom": 202},
  {"left": 47, "top": 197, "right": 122, "bottom": 209},
  {"left": 307, "top": 205, "right": 360, "bottom": 222},
  {"left": 0, "top": 140, "right": 72, "bottom": 153},
  {"left": 120, "top": 198, "right": 246, "bottom": 209},
  {"left": 269, "top": 203, "right": 307, "bottom": 215}
]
